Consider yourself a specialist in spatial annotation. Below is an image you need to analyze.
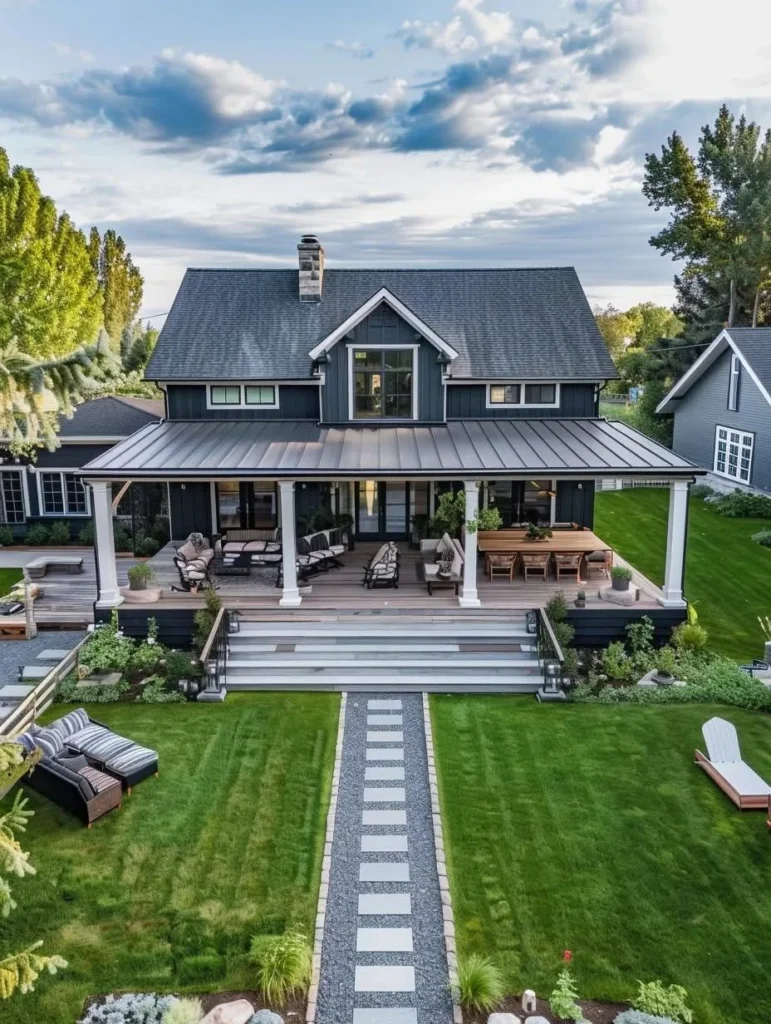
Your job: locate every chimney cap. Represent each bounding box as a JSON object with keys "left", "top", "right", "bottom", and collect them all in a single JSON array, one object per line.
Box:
[{"left": 299, "top": 233, "right": 321, "bottom": 246}]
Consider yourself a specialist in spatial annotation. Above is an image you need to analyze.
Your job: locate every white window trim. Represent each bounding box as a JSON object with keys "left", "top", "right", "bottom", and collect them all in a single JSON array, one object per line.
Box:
[
  {"left": 206, "top": 383, "right": 280, "bottom": 411},
  {"left": 485, "top": 382, "right": 561, "bottom": 409},
  {"left": 0, "top": 468, "right": 29, "bottom": 524},
  {"left": 36, "top": 469, "right": 91, "bottom": 517},
  {"left": 347, "top": 344, "right": 420, "bottom": 421},
  {"left": 728, "top": 354, "right": 741, "bottom": 411},
  {"left": 713, "top": 424, "right": 754, "bottom": 483}
]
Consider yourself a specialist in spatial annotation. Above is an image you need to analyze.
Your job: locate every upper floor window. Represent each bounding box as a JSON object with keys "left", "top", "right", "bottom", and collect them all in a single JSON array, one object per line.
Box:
[
  {"left": 350, "top": 347, "right": 416, "bottom": 419},
  {"left": 728, "top": 354, "right": 741, "bottom": 411},
  {"left": 0, "top": 471, "right": 26, "bottom": 524},
  {"left": 714, "top": 425, "right": 753, "bottom": 483},
  {"left": 38, "top": 471, "right": 89, "bottom": 516},
  {"left": 207, "top": 384, "right": 279, "bottom": 410},
  {"left": 486, "top": 383, "right": 560, "bottom": 408}
]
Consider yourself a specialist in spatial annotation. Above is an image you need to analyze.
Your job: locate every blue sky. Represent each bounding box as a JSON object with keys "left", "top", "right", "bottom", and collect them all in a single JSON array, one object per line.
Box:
[{"left": 2, "top": 0, "right": 771, "bottom": 318}]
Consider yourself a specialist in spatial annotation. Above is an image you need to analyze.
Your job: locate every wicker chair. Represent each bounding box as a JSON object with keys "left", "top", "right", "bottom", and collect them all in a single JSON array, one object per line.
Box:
[
  {"left": 486, "top": 552, "right": 518, "bottom": 582},
  {"left": 554, "top": 552, "right": 582, "bottom": 583},
  {"left": 585, "top": 549, "right": 613, "bottom": 580},
  {"left": 521, "top": 552, "right": 551, "bottom": 582}
]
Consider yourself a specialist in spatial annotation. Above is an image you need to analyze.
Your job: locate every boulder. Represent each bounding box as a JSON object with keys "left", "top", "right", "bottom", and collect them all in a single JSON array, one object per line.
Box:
[
  {"left": 488, "top": 1015, "right": 521, "bottom": 1024},
  {"left": 200, "top": 1000, "right": 255, "bottom": 1024},
  {"left": 524, "top": 1018, "right": 551, "bottom": 1024},
  {"left": 249, "top": 1012, "right": 284, "bottom": 1024}
]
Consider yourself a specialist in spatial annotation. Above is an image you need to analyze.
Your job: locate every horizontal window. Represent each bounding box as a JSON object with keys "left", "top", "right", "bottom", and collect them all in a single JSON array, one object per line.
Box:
[
  {"left": 486, "top": 383, "right": 560, "bottom": 408},
  {"left": 207, "top": 384, "right": 279, "bottom": 409},
  {"left": 38, "top": 472, "right": 89, "bottom": 516},
  {"left": 0, "top": 471, "right": 25, "bottom": 524},
  {"left": 714, "top": 425, "right": 753, "bottom": 483}
]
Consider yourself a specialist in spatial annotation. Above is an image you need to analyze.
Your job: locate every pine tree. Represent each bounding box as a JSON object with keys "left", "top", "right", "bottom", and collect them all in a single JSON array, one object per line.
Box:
[
  {"left": 88, "top": 227, "right": 144, "bottom": 350},
  {"left": 0, "top": 790, "right": 67, "bottom": 1000}
]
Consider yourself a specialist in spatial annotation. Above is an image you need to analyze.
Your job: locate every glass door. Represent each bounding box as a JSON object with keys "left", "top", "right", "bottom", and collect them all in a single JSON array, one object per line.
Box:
[
  {"left": 357, "top": 480, "right": 381, "bottom": 535},
  {"left": 355, "top": 481, "right": 409, "bottom": 539}
]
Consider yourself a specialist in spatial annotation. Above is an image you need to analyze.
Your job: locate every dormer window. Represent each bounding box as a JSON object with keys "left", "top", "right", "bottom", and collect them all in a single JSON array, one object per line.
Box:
[
  {"left": 349, "top": 346, "right": 418, "bottom": 420},
  {"left": 207, "top": 384, "right": 279, "bottom": 409},
  {"left": 486, "top": 383, "right": 560, "bottom": 408}
]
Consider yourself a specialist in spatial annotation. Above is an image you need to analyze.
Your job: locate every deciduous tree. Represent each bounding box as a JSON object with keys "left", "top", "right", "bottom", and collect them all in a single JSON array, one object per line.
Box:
[{"left": 87, "top": 228, "right": 143, "bottom": 350}]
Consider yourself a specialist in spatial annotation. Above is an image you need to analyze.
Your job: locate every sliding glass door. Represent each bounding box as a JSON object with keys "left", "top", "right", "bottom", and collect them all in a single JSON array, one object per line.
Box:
[{"left": 355, "top": 481, "right": 409, "bottom": 539}]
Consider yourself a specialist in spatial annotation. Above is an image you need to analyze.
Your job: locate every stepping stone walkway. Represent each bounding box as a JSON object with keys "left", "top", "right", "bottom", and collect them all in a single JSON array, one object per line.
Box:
[{"left": 315, "top": 693, "right": 454, "bottom": 1024}]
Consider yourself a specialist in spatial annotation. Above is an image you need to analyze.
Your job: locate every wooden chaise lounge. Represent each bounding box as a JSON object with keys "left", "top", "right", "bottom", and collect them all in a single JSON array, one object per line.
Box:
[{"left": 695, "top": 716, "right": 771, "bottom": 810}]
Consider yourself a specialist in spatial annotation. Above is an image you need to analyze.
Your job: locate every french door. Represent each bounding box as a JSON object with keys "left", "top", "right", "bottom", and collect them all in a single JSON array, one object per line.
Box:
[{"left": 355, "top": 481, "right": 409, "bottom": 539}]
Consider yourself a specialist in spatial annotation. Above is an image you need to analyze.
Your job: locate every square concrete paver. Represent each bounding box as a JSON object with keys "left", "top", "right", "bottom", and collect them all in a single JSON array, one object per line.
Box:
[
  {"left": 365, "top": 766, "right": 405, "bottom": 781},
  {"left": 0, "top": 683, "right": 35, "bottom": 700},
  {"left": 356, "top": 927, "right": 413, "bottom": 952},
  {"left": 366, "top": 748, "right": 404, "bottom": 761},
  {"left": 35, "top": 649, "right": 72, "bottom": 660},
  {"left": 366, "top": 730, "right": 404, "bottom": 743},
  {"left": 363, "top": 787, "right": 406, "bottom": 803},
  {"left": 362, "top": 809, "right": 407, "bottom": 826},
  {"left": 353, "top": 1010, "right": 417, "bottom": 1024},
  {"left": 361, "top": 834, "right": 409, "bottom": 853},
  {"left": 367, "top": 714, "right": 403, "bottom": 726},
  {"left": 358, "top": 893, "right": 411, "bottom": 915},
  {"left": 355, "top": 965, "right": 415, "bottom": 992},
  {"left": 360, "top": 862, "right": 410, "bottom": 883},
  {"left": 367, "top": 700, "right": 403, "bottom": 710}
]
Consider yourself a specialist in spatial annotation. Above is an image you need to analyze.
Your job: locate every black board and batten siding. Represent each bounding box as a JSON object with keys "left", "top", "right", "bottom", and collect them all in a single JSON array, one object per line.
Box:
[
  {"left": 446, "top": 382, "right": 597, "bottom": 419},
  {"left": 166, "top": 384, "right": 320, "bottom": 421},
  {"left": 555, "top": 481, "right": 595, "bottom": 529},
  {"left": 97, "top": 606, "right": 197, "bottom": 649},
  {"left": 322, "top": 303, "right": 444, "bottom": 423},
  {"left": 567, "top": 607, "right": 687, "bottom": 647},
  {"left": 168, "top": 482, "right": 212, "bottom": 540}
]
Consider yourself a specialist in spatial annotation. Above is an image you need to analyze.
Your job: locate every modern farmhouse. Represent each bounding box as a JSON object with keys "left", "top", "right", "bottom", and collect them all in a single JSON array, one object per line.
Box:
[{"left": 80, "top": 236, "right": 702, "bottom": 667}]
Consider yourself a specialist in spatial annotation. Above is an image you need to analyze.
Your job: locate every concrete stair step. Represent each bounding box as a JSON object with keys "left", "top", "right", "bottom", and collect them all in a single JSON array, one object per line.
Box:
[
  {"left": 225, "top": 673, "right": 541, "bottom": 692},
  {"left": 236, "top": 624, "right": 531, "bottom": 639},
  {"left": 230, "top": 642, "right": 536, "bottom": 654},
  {"left": 226, "top": 656, "right": 540, "bottom": 671}
]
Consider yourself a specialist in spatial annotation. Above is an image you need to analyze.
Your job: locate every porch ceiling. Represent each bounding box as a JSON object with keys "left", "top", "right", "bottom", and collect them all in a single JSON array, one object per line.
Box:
[{"left": 80, "top": 418, "right": 701, "bottom": 480}]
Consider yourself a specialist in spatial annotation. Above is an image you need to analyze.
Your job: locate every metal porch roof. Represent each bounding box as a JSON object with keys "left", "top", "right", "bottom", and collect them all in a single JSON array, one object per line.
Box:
[{"left": 81, "top": 419, "right": 700, "bottom": 480}]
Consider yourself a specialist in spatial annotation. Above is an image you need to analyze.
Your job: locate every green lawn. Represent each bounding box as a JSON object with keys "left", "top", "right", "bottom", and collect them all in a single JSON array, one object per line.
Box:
[
  {"left": 595, "top": 488, "right": 771, "bottom": 661},
  {"left": 0, "top": 567, "right": 22, "bottom": 595},
  {"left": 0, "top": 694, "right": 339, "bottom": 1024},
  {"left": 431, "top": 697, "right": 771, "bottom": 1024}
]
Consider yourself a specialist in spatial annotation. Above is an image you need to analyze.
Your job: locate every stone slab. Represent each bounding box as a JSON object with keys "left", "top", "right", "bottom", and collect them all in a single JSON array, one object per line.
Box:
[
  {"left": 360, "top": 861, "right": 410, "bottom": 882},
  {"left": 365, "top": 766, "right": 405, "bottom": 781},
  {"left": 367, "top": 714, "right": 403, "bottom": 726},
  {"left": 367, "top": 699, "right": 403, "bottom": 710},
  {"left": 361, "top": 834, "right": 409, "bottom": 853},
  {"left": 366, "top": 748, "right": 404, "bottom": 761},
  {"left": 356, "top": 927, "right": 414, "bottom": 952},
  {"left": 353, "top": 1010, "right": 417, "bottom": 1024},
  {"left": 367, "top": 730, "right": 404, "bottom": 743},
  {"left": 363, "top": 787, "right": 406, "bottom": 802},
  {"left": 200, "top": 999, "right": 254, "bottom": 1024},
  {"left": 362, "top": 809, "right": 407, "bottom": 826},
  {"left": 0, "top": 683, "right": 34, "bottom": 700},
  {"left": 77, "top": 671, "right": 122, "bottom": 688},
  {"left": 488, "top": 1015, "right": 522, "bottom": 1024},
  {"left": 355, "top": 965, "right": 415, "bottom": 992},
  {"left": 598, "top": 584, "right": 638, "bottom": 606},
  {"left": 35, "top": 649, "right": 72, "bottom": 661},
  {"left": 358, "top": 893, "right": 411, "bottom": 915},
  {"left": 20, "top": 666, "right": 49, "bottom": 680}
]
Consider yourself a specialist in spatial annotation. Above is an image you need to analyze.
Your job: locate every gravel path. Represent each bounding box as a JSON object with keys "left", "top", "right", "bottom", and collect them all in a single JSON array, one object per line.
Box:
[
  {"left": 0, "top": 630, "right": 85, "bottom": 685},
  {"left": 316, "top": 691, "right": 454, "bottom": 1024}
]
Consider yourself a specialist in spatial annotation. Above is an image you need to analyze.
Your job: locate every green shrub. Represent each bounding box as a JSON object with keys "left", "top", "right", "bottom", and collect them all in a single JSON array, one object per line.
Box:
[
  {"left": 250, "top": 931, "right": 312, "bottom": 1005},
  {"left": 600, "top": 641, "right": 634, "bottom": 681},
  {"left": 127, "top": 562, "right": 157, "bottom": 590},
  {"left": 138, "top": 676, "right": 185, "bottom": 704},
  {"left": 545, "top": 590, "right": 569, "bottom": 622},
  {"left": 49, "top": 520, "right": 70, "bottom": 545},
  {"left": 752, "top": 529, "right": 771, "bottom": 547},
  {"left": 632, "top": 980, "right": 692, "bottom": 1023},
  {"left": 78, "top": 521, "right": 95, "bottom": 545},
  {"left": 162, "top": 648, "right": 202, "bottom": 684},
  {"left": 0, "top": 525, "right": 14, "bottom": 546},
  {"left": 611, "top": 565, "right": 633, "bottom": 581},
  {"left": 671, "top": 622, "right": 708, "bottom": 651},
  {"left": 468, "top": 505, "right": 503, "bottom": 533},
  {"left": 656, "top": 646, "right": 677, "bottom": 677},
  {"left": 162, "top": 999, "right": 203, "bottom": 1024},
  {"left": 55, "top": 674, "right": 129, "bottom": 703},
  {"left": 456, "top": 953, "right": 505, "bottom": 1011},
  {"left": 194, "top": 588, "right": 222, "bottom": 654},
  {"left": 689, "top": 483, "right": 715, "bottom": 500},
  {"left": 26, "top": 522, "right": 49, "bottom": 545},
  {"left": 549, "top": 966, "right": 583, "bottom": 1022},
  {"left": 135, "top": 535, "right": 160, "bottom": 556},
  {"left": 113, "top": 522, "right": 132, "bottom": 552},
  {"left": 710, "top": 489, "right": 771, "bottom": 518},
  {"left": 80, "top": 610, "right": 135, "bottom": 672}
]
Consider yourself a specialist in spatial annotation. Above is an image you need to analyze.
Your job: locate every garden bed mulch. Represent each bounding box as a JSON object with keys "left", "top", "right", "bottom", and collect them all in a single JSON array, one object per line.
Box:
[
  {"left": 465, "top": 993, "right": 628, "bottom": 1023},
  {"left": 84, "top": 991, "right": 305, "bottom": 1019}
]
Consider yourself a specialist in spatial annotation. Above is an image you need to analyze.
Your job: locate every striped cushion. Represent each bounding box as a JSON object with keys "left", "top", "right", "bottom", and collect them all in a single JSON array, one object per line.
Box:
[
  {"left": 30, "top": 727, "right": 64, "bottom": 758},
  {"left": 105, "top": 744, "right": 158, "bottom": 776},
  {"left": 49, "top": 708, "right": 89, "bottom": 740},
  {"left": 79, "top": 765, "right": 121, "bottom": 794},
  {"left": 17, "top": 731, "right": 37, "bottom": 753},
  {"left": 67, "top": 725, "right": 133, "bottom": 761}
]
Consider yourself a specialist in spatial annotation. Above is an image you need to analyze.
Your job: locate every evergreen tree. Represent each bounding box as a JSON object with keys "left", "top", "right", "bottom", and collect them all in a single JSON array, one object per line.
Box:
[
  {"left": 0, "top": 148, "right": 102, "bottom": 359},
  {"left": 87, "top": 227, "right": 144, "bottom": 350}
]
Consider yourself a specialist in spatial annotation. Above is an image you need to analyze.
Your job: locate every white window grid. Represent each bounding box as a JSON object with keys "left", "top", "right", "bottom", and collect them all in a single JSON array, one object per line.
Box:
[
  {"left": 486, "top": 383, "right": 561, "bottom": 408},
  {"left": 206, "top": 384, "right": 280, "bottom": 410},
  {"left": 714, "top": 425, "right": 753, "bottom": 483},
  {"left": 0, "top": 471, "right": 26, "bottom": 524},
  {"left": 37, "top": 471, "right": 90, "bottom": 516}
]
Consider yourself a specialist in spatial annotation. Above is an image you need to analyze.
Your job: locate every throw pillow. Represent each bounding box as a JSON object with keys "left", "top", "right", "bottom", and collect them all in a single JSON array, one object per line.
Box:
[
  {"left": 56, "top": 754, "right": 89, "bottom": 773},
  {"left": 30, "top": 727, "right": 64, "bottom": 759}
]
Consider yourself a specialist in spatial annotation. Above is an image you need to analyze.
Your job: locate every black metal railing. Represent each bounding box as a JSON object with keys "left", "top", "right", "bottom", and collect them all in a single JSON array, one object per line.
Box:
[
  {"left": 536, "top": 607, "right": 565, "bottom": 692},
  {"left": 199, "top": 607, "right": 229, "bottom": 694}
]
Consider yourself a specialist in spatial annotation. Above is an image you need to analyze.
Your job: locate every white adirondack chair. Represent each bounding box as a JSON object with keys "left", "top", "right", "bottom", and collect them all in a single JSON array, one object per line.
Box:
[{"left": 695, "top": 717, "right": 771, "bottom": 810}]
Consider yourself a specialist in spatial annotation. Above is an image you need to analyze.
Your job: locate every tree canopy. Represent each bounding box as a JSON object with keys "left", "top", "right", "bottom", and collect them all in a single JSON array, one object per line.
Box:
[
  {"left": 87, "top": 227, "right": 143, "bottom": 350},
  {"left": 594, "top": 302, "right": 683, "bottom": 361}
]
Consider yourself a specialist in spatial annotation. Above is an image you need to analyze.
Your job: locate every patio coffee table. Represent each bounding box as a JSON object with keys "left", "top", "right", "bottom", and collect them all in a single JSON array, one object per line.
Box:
[
  {"left": 426, "top": 573, "right": 461, "bottom": 596},
  {"left": 212, "top": 555, "right": 252, "bottom": 577}
]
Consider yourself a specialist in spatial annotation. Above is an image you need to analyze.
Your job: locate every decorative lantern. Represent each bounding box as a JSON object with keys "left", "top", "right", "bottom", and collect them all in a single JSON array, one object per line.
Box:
[
  {"left": 227, "top": 609, "right": 240, "bottom": 634},
  {"left": 522, "top": 989, "right": 537, "bottom": 1013},
  {"left": 525, "top": 610, "right": 537, "bottom": 634}
]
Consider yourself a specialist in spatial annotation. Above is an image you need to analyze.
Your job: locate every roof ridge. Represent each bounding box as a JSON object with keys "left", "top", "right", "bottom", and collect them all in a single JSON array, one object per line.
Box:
[{"left": 185, "top": 266, "right": 577, "bottom": 273}]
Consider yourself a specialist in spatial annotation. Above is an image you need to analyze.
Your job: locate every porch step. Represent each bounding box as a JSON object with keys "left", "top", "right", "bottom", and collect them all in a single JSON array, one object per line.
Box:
[
  {"left": 226, "top": 656, "right": 540, "bottom": 672},
  {"left": 225, "top": 673, "right": 541, "bottom": 693},
  {"left": 231, "top": 642, "right": 536, "bottom": 654},
  {"left": 236, "top": 623, "right": 530, "bottom": 639}
]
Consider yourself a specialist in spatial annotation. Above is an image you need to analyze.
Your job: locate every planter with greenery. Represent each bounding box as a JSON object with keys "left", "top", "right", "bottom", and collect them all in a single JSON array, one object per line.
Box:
[
  {"left": 525, "top": 522, "right": 553, "bottom": 541},
  {"left": 653, "top": 645, "right": 677, "bottom": 685},
  {"left": 575, "top": 589, "right": 587, "bottom": 609},
  {"left": 121, "top": 563, "right": 161, "bottom": 603},
  {"left": 611, "top": 565, "right": 633, "bottom": 591}
]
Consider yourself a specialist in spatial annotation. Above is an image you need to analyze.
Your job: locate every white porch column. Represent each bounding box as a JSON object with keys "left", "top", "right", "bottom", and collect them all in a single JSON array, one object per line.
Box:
[
  {"left": 278, "top": 480, "right": 302, "bottom": 607},
  {"left": 459, "top": 480, "right": 481, "bottom": 608},
  {"left": 91, "top": 480, "right": 122, "bottom": 608},
  {"left": 660, "top": 479, "right": 689, "bottom": 608}
]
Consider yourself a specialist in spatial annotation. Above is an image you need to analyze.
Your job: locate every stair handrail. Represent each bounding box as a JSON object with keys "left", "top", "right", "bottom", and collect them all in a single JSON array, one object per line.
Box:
[
  {"left": 199, "top": 607, "right": 228, "bottom": 693},
  {"left": 536, "top": 607, "right": 565, "bottom": 690}
]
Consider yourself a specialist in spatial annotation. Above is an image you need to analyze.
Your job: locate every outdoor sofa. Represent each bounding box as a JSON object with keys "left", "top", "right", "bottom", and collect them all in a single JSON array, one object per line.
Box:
[
  {"left": 362, "top": 542, "right": 400, "bottom": 589},
  {"left": 420, "top": 533, "right": 464, "bottom": 593},
  {"left": 173, "top": 534, "right": 216, "bottom": 591}
]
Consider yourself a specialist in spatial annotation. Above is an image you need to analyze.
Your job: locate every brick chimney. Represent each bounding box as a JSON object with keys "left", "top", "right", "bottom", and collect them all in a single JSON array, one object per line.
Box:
[{"left": 297, "top": 234, "right": 324, "bottom": 302}]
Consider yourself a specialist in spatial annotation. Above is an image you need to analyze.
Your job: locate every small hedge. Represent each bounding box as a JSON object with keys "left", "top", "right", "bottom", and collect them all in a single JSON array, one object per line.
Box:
[
  {"left": 707, "top": 489, "right": 771, "bottom": 518},
  {"left": 751, "top": 529, "right": 771, "bottom": 548}
]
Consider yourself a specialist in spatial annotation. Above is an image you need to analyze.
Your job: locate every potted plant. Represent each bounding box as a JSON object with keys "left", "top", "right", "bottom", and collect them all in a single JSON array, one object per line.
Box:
[
  {"left": 610, "top": 565, "right": 633, "bottom": 592},
  {"left": 437, "top": 552, "right": 454, "bottom": 579},
  {"left": 653, "top": 646, "right": 677, "bottom": 685},
  {"left": 759, "top": 615, "right": 771, "bottom": 665},
  {"left": 525, "top": 523, "right": 553, "bottom": 542},
  {"left": 121, "top": 563, "right": 162, "bottom": 604},
  {"left": 574, "top": 589, "right": 586, "bottom": 609}
]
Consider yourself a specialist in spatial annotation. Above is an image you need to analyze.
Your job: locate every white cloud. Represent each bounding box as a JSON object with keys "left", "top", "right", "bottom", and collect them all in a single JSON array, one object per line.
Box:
[
  {"left": 327, "top": 40, "right": 375, "bottom": 60},
  {"left": 53, "top": 42, "right": 94, "bottom": 63},
  {"left": 395, "top": 16, "right": 478, "bottom": 54},
  {"left": 456, "top": 0, "right": 513, "bottom": 46}
]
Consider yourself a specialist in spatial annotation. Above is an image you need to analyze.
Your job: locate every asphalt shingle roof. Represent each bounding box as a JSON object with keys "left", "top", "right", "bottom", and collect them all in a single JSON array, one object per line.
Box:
[
  {"left": 145, "top": 267, "right": 617, "bottom": 382},
  {"left": 727, "top": 328, "right": 771, "bottom": 397},
  {"left": 59, "top": 396, "right": 163, "bottom": 438}
]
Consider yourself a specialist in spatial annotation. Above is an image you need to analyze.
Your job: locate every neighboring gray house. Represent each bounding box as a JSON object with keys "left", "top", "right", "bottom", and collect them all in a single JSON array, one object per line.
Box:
[{"left": 657, "top": 327, "right": 771, "bottom": 494}]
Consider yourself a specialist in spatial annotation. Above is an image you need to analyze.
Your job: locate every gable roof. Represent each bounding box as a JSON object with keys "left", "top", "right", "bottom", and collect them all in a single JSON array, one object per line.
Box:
[
  {"left": 145, "top": 267, "right": 617, "bottom": 382},
  {"left": 657, "top": 328, "right": 771, "bottom": 414},
  {"left": 58, "top": 396, "right": 164, "bottom": 440}
]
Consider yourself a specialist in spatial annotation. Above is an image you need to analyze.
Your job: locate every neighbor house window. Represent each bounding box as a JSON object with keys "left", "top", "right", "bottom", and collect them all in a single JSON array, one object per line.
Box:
[
  {"left": 728, "top": 354, "right": 741, "bottom": 411},
  {"left": 486, "top": 383, "right": 560, "bottom": 407},
  {"left": 0, "top": 471, "right": 25, "bottom": 524},
  {"left": 714, "top": 426, "right": 753, "bottom": 483},
  {"left": 39, "top": 472, "right": 89, "bottom": 516},
  {"left": 207, "top": 384, "right": 279, "bottom": 409},
  {"left": 352, "top": 348, "right": 415, "bottom": 419}
]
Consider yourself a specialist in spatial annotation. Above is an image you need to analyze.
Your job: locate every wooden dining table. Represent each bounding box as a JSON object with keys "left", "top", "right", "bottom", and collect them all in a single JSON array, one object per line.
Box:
[{"left": 476, "top": 528, "right": 611, "bottom": 556}]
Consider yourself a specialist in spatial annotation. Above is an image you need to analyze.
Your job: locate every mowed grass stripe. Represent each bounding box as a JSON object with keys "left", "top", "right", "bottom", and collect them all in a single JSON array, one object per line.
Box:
[
  {"left": 0, "top": 693, "right": 339, "bottom": 1024},
  {"left": 431, "top": 696, "right": 771, "bottom": 1024}
]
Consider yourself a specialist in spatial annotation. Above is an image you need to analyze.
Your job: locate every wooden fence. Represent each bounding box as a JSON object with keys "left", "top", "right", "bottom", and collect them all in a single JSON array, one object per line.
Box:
[{"left": 0, "top": 637, "right": 88, "bottom": 740}]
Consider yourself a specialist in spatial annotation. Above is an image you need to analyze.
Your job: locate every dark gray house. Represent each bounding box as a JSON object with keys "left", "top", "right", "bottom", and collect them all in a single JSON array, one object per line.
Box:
[
  {"left": 82, "top": 235, "right": 699, "bottom": 615},
  {"left": 657, "top": 327, "right": 771, "bottom": 494},
  {"left": 0, "top": 396, "right": 162, "bottom": 538}
]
